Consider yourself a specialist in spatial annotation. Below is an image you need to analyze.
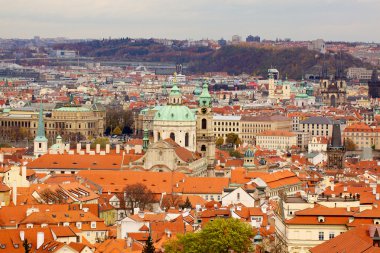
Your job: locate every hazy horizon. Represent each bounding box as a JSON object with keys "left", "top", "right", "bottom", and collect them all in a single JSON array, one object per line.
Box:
[{"left": 1, "top": 0, "right": 379, "bottom": 43}]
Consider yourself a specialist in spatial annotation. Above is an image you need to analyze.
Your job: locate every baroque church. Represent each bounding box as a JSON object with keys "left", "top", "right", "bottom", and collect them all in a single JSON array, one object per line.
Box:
[{"left": 132, "top": 80, "right": 216, "bottom": 176}]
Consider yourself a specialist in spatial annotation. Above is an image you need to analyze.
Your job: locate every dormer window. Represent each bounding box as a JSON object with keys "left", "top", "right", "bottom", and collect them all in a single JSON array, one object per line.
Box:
[
  {"left": 91, "top": 222, "right": 96, "bottom": 229},
  {"left": 318, "top": 216, "right": 325, "bottom": 223}
]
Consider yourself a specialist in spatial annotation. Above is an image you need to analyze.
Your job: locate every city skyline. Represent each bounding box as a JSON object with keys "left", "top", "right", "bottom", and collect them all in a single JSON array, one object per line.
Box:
[{"left": 1, "top": 0, "right": 380, "bottom": 42}]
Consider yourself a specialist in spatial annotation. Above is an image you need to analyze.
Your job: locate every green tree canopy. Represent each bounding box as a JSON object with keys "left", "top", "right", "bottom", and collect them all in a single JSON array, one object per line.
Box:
[
  {"left": 164, "top": 218, "right": 254, "bottom": 253},
  {"left": 91, "top": 137, "right": 110, "bottom": 149},
  {"left": 229, "top": 150, "right": 243, "bottom": 158}
]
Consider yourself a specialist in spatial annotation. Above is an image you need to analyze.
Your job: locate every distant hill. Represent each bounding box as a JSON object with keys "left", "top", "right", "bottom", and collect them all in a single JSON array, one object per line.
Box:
[
  {"left": 188, "top": 45, "right": 370, "bottom": 79},
  {"left": 53, "top": 38, "right": 213, "bottom": 62},
  {"left": 54, "top": 39, "right": 370, "bottom": 79}
]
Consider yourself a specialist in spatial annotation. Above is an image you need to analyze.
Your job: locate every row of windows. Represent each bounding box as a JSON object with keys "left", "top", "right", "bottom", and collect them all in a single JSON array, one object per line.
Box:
[
  {"left": 214, "top": 121, "right": 239, "bottom": 126},
  {"left": 204, "top": 195, "right": 221, "bottom": 201},
  {"left": 242, "top": 123, "right": 272, "bottom": 128},
  {"left": 302, "top": 124, "right": 329, "bottom": 129},
  {"left": 214, "top": 128, "right": 239, "bottom": 132},
  {"left": 303, "top": 130, "right": 329, "bottom": 136},
  {"left": 318, "top": 231, "right": 335, "bottom": 240},
  {"left": 0, "top": 121, "right": 31, "bottom": 127}
]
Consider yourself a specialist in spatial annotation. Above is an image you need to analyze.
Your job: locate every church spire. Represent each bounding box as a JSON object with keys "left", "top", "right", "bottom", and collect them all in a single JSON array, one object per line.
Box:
[
  {"left": 34, "top": 102, "right": 48, "bottom": 157},
  {"left": 321, "top": 54, "right": 328, "bottom": 79},
  {"left": 35, "top": 102, "right": 47, "bottom": 141},
  {"left": 334, "top": 51, "right": 345, "bottom": 80},
  {"left": 371, "top": 69, "right": 379, "bottom": 82}
]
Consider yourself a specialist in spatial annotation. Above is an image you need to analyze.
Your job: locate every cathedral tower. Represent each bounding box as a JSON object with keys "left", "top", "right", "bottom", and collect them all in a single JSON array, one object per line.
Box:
[{"left": 320, "top": 56, "right": 347, "bottom": 107}]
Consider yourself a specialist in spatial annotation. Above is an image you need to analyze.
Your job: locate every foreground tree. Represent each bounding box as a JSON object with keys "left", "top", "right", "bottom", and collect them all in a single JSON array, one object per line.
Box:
[
  {"left": 164, "top": 218, "right": 254, "bottom": 253},
  {"left": 123, "top": 183, "right": 155, "bottom": 215},
  {"left": 142, "top": 235, "right": 156, "bottom": 253}
]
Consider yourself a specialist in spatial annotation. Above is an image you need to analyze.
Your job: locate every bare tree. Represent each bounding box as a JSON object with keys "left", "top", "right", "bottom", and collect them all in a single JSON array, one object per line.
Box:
[{"left": 123, "top": 183, "right": 155, "bottom": 215}]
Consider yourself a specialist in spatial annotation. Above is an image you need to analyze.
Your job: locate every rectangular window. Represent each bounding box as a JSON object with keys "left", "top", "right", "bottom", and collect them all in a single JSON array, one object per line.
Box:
[
  {"left": 319, "top": 232, "right": 324, "bottom": 241},
  {"left": 329, "top": 232, "right": 334, "bottom": 239}
]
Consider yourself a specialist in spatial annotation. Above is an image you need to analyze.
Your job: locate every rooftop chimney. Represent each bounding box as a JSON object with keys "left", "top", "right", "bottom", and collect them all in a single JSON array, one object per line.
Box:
[
  {"left": 116, "top": 144, "right": 120, "bottom": 154},
  {"left": 12, "top": 182, "right": 17, "bottom": 206},
  {"left": 86, "top": 143, "right": 90, "bottom": 153},
  {"left": 105, "top": 144, "right": 110, "bottom": 154},
  {"left": 76, "top": 143, "right": 81, "bottom": 153},
  {"left": 22, "top": 166, "right": 27, "bottom": 180},
  {"left": 96, "top": 144, "right": 100, "bottom": 153}
]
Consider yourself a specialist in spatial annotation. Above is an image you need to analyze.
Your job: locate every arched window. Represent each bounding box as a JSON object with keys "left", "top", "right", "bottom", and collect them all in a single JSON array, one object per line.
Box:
[
  {"left": 202, "top": 118, "right": 207, "bottom": 129},
  {"left": 170, "top": 132, "right": 175, "bottom": 141},
  {"left": 201, "top": 145, "right": 206, "bottom": 151},
  {"left": 158, "top": 132, "right": 161, "bottom": 140},
  {"left": 185, "top": 133, "right": 189, "bottom": 147}
]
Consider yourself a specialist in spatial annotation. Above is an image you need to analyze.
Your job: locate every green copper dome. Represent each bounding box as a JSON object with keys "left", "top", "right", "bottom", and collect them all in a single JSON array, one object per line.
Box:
[
  {"left": 199, "top": 82, "right": 212, "bottom": 107},
  {"left": 170, "top": 83, "right": 181, "bottom": 96},
  {"left": 244, "top": 148, "right": 255, "bottom": 158},
  {"left": 154, "top": 105, "right": 195, "bottom": 121},
  {"left": 193, "top": 83, "right": 202, "bottom": 96}
]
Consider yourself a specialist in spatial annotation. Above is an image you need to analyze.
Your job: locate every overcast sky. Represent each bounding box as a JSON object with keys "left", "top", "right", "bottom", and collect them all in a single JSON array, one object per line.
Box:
[{"left": 1, "top": 0, "right": 379, "bottom": 42}]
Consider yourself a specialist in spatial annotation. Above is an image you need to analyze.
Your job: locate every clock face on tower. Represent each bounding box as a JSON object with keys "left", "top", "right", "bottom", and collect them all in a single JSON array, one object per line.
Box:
[{"left": 201, "top": 108, "right": 207, "bottom": 114}]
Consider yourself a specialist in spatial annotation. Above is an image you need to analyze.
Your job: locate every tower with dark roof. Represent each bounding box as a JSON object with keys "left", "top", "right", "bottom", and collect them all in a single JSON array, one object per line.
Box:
[
  {"left": 368, "top": 69, "right": 380, "bottom": 99},
  {"left": 327, "top": 122, "right": 345, "bottom": 169}
]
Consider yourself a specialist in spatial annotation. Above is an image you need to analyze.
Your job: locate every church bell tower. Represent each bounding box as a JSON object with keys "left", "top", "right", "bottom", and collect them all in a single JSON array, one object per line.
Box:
[{"left": 196, "top": 81, "right": 215, "bottom": 176}]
